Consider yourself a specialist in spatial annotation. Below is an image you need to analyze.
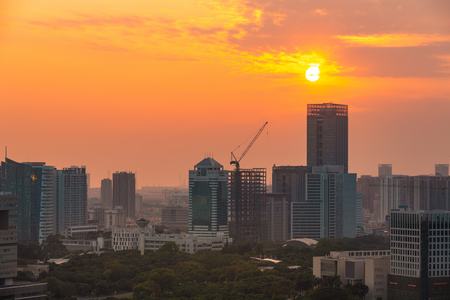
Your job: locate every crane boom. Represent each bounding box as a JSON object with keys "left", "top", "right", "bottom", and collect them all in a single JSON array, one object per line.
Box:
[{"left": 230, "top": 122, "right": 268, "bottom": 169}]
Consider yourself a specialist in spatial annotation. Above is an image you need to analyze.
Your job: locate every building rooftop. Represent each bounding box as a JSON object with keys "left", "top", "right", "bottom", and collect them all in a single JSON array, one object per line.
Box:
[{"left": 195, "top": 157, "right": 223, "bottom": 169}]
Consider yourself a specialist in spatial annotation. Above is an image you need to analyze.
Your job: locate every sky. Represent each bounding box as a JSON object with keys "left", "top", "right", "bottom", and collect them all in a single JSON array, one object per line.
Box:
[{"left": 1, "top": 0, "right": 450, "bottom": 188}]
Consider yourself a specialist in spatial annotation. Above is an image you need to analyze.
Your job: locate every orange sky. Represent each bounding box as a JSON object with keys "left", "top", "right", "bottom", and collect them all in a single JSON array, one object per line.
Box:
[{"left": 1, "top": 0, "right": 450, "bottom": 187}]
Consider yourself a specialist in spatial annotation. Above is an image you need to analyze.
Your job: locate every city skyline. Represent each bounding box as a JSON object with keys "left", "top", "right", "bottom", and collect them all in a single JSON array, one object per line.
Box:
[{"left": 1, "top": 0, "right": 449, "bottom": 187}]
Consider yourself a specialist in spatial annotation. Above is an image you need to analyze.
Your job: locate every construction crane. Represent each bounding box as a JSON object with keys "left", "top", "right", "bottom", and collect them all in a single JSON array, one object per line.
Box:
[{"left": 230, "top": 122, "right": 268, "bottom": 170}]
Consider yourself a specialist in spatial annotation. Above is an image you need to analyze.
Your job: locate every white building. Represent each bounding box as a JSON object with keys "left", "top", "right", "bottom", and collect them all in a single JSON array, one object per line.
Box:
[
  {"left": 313, "top": 250, "right": 390, "bottom": 300},
  {"left": 112, "top": 224, "right": 226, "bottom": 254}
]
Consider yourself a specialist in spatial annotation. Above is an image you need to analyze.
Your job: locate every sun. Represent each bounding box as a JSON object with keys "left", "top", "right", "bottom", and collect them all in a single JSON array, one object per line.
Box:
[{"left": 306, "top": 64, "right": 320, "bottom": 82}]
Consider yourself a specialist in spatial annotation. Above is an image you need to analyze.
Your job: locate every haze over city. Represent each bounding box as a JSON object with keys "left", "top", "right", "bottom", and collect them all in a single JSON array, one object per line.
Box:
[{"left": 1, "top": 0, "right": 449, "bottom": 187}]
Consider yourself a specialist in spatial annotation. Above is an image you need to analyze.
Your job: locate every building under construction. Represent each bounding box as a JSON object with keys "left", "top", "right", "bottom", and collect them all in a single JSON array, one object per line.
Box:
[{"left": 228, "top": 168, "right": 267, "bottom": 244}]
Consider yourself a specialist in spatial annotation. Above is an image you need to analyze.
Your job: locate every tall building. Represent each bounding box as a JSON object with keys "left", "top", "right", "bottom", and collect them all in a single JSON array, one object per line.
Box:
[
  {"left": 379, "top": 175, "right": 450, "bottom": 220},
  {"left": 388, "top": 210, "right": 450, "bottom": 299},
  {"left": 113, "top": 172, "right": 136, "bottom": 219},
  {"left": 55, "top": 166, "right": 88, "bottom": 234},
  {"left": 357, "top": 175, "right": 381, "bottom": 218},
  {"left": 435, "top": 164, "right": 449, "bottom": 177},
  {"left": 266, "top": 193, "right": 289, "bottom": 242},
  {"left": 0, "top": 193, "right": 47, "bottom": 299},
  {"left": 292, "top": 165, "right": 360, "bottom": 239},
  {"left": 101, "top": 178, "right": 112, "bottom": 208},
  {"left": 272, "top": 165, "right": 310, "bottom": 202},
  {"left": 1, "top": 158, "right": 32, "bottom": 243},
  {"left": 307, "top": 103, "right": 348, "bottom": 173},
  {"left": 30, "top": 163, "right": 56, "bottom": 243},
  {"left": 0, "top": 194, "right": 17, "bottom": 285},
  {"left": 378, "top": 164, "right": 392, "bottom": 177},
  {"left": 229, "top": 168, "right": 267, "bottom": 243},
  {"left": 188, "top": 158, "right": 228, "bottom": 238}
]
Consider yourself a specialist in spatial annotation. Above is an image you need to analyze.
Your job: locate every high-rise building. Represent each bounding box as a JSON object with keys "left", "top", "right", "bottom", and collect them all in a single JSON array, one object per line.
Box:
[
  {"left": 388, "top": 210, "right": 450, "bottom": 299},
  {"left": 1, "top": 158, "right": 32, "bottom": 243},
  {"left": 188, "top": 158, "right": 228, "bottom": 238},
  {"left": 378, "top": 164, "right": 392, "bottom": 177},
  {"left": 0, "top": 193, "right": 47, "bottom": 299},
  {"left": 307, "top": 103, "right": 348, "bottom": 173},
  {"left": 229, "top": 168, "right": 267, "bottom": 243},
  {"left": 292, "top": 165, "right": 360, "bottom": 239},
  {"left": 101, "top": 178, "right": 112, "bottom": 208},
  {"left": 272, "top": 165, "right": 310, "bottom": 202},
  {"left": 0, "top": 194, "right": 17, "bottom": 285},
  {"left": 435, "top": 164, "right": 449, "bottom": 177},
  {"left": 113, "top": 172, "right": 136, "bottom": 219},
  {"left": 55, "top": 166, "right": 88, "bottom": 234},
  {"left": 379, "top": 175, "right": 450, "bottom": 221},
  {"left": 266, "top": 193, "right": 289, "bottom": 242},
  {"left": 357, "top": 175, "right": 381, "bottom": 218},
  {"left": 30, "top": 163, "right": 56, "bottom": 243}
]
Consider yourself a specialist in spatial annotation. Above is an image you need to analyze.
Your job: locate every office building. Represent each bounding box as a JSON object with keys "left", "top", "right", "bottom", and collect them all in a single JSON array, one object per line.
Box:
[
  {"left": 313, "top": 250, "right": 390, "bottom": 300},
  {"left": 292, "top": 165, "right": 360, "bottom": 239},
  {"left": 55, "top": 166, "right": 88, "bottom": 234},
  {"left": 266, "top": 193, "right": 290, "bottom": 242},
  {"left": 378, "top": 164, "right": 392, "bottom": 177},
  {"left": 229, "top": 168, "right": 267, "bottom": 243},
  {"left": 101, "top": 178, "right": 112, "bottom": 208},
  {"left": 1, "top": 158, "right": 32, "bottom": 243},
  {"left": 104, "top": 206, "right": 126, "bottom": 230},
  {"left": 413, "top": 175, "right": 450, "bottom": 211},
  {"left": 357, "top": 175, "right": 381, "bottom": 218},
  {"left": 0, "top": 193, "right": 47, "bottom": 299},
  {"left": 388, "top": 210, "right": 450, "bottom": 299},
  {"left": 113, "top": 172, "right": 136, "bottom": 219},
  {"left": 272, "top": 165, "right": 310, "bottom": 202},
  {"left": 0, "top": 194, "right": 17, "bottom": 285},
  {"left": 112, "top": 224, "right": 225, "bottom": 253},
  {"left": 435, "top": 164, "right": 449, "bottom": 177},
  {"left": 307, "top": 103, "right": 348, "bottom": 173},
  {"left": 30, "top": 163, "right": 56, "bottom": 243},
  {"left": 188, "top": 158, "right": 228, "bottom": 238},
  {"left": 379, "top": 175, "right": 450, "bottom": 221}
]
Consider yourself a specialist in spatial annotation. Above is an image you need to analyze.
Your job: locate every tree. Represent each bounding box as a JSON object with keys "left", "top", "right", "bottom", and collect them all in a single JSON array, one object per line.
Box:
[
  {"left": 253, "top": 243, "right": 264, "bottom": 256},
  {"left": 323, "top": 275, "right": 342, "bottom": 288},
  {"left": 148, "top": 267, "right": 176, "bottom": 294},
  {"left": 309, "top": 286, "right": 352, "bottom": 300},
  {"left": 347, "top": 282, "right": 369, "bottom": 299},
  {"left": 160, "top": 241, "right": 179, "bottom": 252}
]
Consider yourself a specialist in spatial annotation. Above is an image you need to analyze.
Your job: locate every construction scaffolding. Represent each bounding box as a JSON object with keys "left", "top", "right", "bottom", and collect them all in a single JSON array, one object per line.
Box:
[{"left": 228, "top": 168, "right": 267, "bottom": 244}]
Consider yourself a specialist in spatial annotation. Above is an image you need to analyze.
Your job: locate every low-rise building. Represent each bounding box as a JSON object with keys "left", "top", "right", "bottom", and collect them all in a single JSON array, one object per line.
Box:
[
  {"left": 313, "top": 250, "right": 390, "bottom": 300},
  {"left": 112, "top": 224, "right": 226, "bottom": 253}
]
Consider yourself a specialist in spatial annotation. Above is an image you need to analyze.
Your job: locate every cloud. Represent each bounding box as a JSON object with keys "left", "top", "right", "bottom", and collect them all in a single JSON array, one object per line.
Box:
[
  {"left": 29, "top": 15, "right": 150, "bottom": 29},
  {"left": 335, "top": 34, "right": 450, "bottom": 47}
]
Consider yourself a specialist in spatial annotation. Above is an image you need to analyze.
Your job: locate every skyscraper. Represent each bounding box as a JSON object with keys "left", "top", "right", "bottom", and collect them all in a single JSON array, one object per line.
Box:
[
  {"left": 229, "top": 168, "right": 267, "bottom": 243},
  {"left": 1, "top": 158, "right": 32, "bottom": 243},
  {"left": 272, "top": 165, "right": 311, "bottom": 202},
  {"left": 435, "top": 164, "right": 449, "bottom": 177},
  {"left": 188, "top": 158, "right": 228, "bottom": 238},
  {"left": 55, "top": 166, "right": 88, "bottom": 234},
  {"left": 378, "top": 164, "right": 392, "bottom": 177},
  {"left": 113, "top": 172, "right": 136, "bottom": 219},
  {"left": 30, "top": 163, "right": 56, "bottom": 243},
  {"left": 0, "top": 194, "right": 17, "bottom": 285},
  {"left": 389, "top": 210, "right": 450, "bottom": 299},
  {"left": 307, "top": 103, "right": 348, "bottom": 173},
  {"left": 291, "top": 165, "right": 360, "bottom": 239},
  {"left": 101, "top": 178, "right": 113, "bottom": 208}
]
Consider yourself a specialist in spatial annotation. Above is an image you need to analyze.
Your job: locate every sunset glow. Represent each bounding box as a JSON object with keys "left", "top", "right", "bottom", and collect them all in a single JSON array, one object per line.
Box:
[{"left": 1, "top": 0, "right": 449, "bottom": 187}]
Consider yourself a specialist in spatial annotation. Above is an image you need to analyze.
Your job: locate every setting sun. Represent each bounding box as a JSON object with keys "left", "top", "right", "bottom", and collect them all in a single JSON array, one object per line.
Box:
[{"left": 306, "top": 64, "right": 320, "bottom": 82}]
